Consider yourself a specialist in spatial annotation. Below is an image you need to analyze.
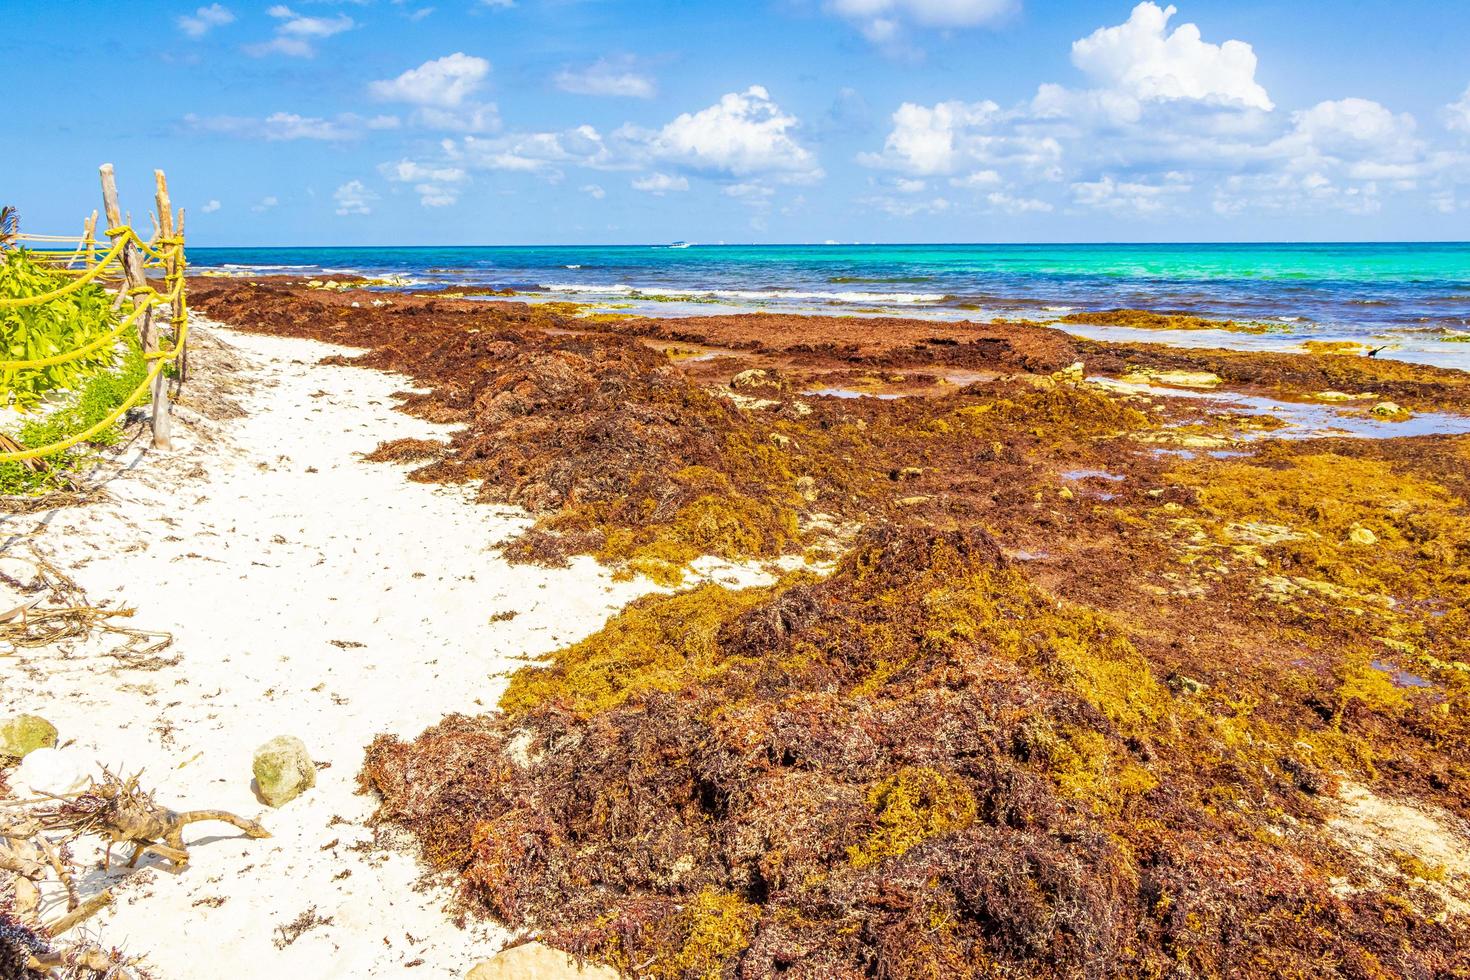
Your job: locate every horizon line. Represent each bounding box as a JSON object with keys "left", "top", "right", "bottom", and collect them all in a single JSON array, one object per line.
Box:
[{"left": 183, "top": 240, "right": 1470, "bottom": 250}]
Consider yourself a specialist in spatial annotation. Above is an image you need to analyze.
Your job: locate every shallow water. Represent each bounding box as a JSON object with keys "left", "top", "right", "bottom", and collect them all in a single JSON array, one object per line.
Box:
[
  {"left": 188, "top": 243, "right": 1470, "bottom": 371},
  {"left": 1096, "top": 377, "right": 1470, "bottom": 440},
  {"left": 804, "top": 387, "right": 904, "bottom": 400}
]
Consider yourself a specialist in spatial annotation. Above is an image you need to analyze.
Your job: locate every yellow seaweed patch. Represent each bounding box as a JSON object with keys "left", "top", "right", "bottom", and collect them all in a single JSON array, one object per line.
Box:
[
  {"left": 848, "top": 766, "right": 977, "bottom": 869},
  {"left": 500, "top": 580, "right": 784, "bottom": 718},
  {"left": 1061, "top": 308, "right": 1275, "bottom": 335},
  {"left": 665, "top": 889, "right": 761, "bottom": 980}
]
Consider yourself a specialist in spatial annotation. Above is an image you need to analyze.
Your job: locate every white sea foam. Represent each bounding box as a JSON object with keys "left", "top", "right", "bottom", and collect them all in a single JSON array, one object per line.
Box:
[{"left": 539, "top": 283, "right": 946, "bottom": 305}]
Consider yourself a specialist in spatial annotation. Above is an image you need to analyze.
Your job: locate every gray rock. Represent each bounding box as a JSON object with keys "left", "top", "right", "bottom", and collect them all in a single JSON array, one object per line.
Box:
[
  {"left": 252, "top": 735, "right": 316, "bottom": 807},
  {"left": 0, "top": 714, "right": 58, "bottom": 760}
]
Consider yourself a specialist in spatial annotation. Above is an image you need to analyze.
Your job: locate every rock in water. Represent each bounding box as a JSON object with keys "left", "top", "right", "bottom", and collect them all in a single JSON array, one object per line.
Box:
[
  {"left": 253, "top": 736, "right": 316, "bottom": 807},
  {"left": 0, "top": 714, "right": 58, "bottom": 760},
  {"left": 465, "top": 943, "right": 619, "bottom": 980}
]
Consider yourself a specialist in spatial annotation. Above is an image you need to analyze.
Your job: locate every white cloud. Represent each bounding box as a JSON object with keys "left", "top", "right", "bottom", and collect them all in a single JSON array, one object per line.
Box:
[
  {"left": 985, "top": 190, "right": 1052, "bottom": 213},
  {"left": 333, "top": 180, "right": 376, "bottom": 216},
  {"left": 379, "top": 159, "right": 467, "bottom": 183},
  {"left": 378, "top": 159, "right": 468, "bottom": 207},
  {"left": 1448, "top": 85, "right": 1470, "bottom": 134},
  {"left": 185, "top": 111, "right": 366, "bottom": 141},
  {"left": 581, "top": 184, "right": 606, "bottom": 199},
  {"left": 647, "top": 86, "right": 821, "bottom": 180},
  {"left": 246, "top": 5, "right": 354, "bottom": 57},
  {"left": 555, "top": 57, "right": 656, "bottom": 99},
  {"left": 371, "top": 53, "right": 490, "bottom": 107},
  {"left": 178, "top": 3, "right": 235, "bottom": 38},
  {"left": 632, "top": 173, "right": 689, "bottom": 194},
  {"left": 1277, "top": 99, "right": 1425, "bottom": 181},
  {"left": 416, "top": 185, "right": 458, "bottom": 207},
  {"left": 860, "top": 100, "right": 1060, "bottom": 180},
  {"left": 251, "top": 196, "right": 279, "bottom": 213},
  {"left": 200, "top": 199, "right": 222, "bottom": 214},
  {"left": 480, "top": 0, "right": 514, "bottom": 6},
  {"left": 1070, "top": 2, "right": 1272, "bottom": 110},
  {"left": 1071, "top": 174, "right": 1189, "bottom": 214},
  {"left": 370, "top": 53, "right": 498, "bottom": 132},
  {"left": 856, "top": 3, "right": 1469, "bottom": 221},
  {"left": 826, "top": 0, "right": 1015, "bottom": 44},
  {"left": 457, "top": 124, "right": 616, "bottom": 173},
  {"left": 865, "top": 194, "right": 952, "bottom": 217},
  {"left": 860, "top": 100, "right": 997, "bottom": 174},
  {"left": 950, "top": 169, "right": 1001, "bottom": 188},
  {"left": 394, "top": 87, "right": 820, "bottom": 191}
]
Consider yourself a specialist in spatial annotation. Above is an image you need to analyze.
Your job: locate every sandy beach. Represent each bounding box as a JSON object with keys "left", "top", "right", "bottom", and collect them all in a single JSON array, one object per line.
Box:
[
  {"left": 0, "top": 318, "right": 779, "bottom": 978},
  {"left": 0, "top": 279, "right": 1467, "bottom": 976}
]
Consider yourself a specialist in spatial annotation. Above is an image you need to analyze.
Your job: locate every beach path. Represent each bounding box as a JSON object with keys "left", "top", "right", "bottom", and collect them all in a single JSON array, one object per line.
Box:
[{"left": 0, "top": 320, "right": 697, "bottom": 978}]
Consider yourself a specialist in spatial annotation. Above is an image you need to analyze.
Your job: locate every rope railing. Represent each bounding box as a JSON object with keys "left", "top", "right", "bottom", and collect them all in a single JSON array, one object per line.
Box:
[{"left": 0, "top": 165, "right": 188, "bottom": 462}]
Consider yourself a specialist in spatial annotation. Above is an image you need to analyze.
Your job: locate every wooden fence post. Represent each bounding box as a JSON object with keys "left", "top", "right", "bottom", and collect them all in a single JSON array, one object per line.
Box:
[
  {"left": 99, "top": 163, "right": 172, "bottom": 451},
  {"left": 153, "top": 170, "right": 188, "bottom": 385}
]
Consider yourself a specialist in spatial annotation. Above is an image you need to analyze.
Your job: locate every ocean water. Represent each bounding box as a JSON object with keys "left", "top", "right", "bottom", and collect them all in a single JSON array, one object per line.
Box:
[{"left": 189, "top": 243, "right": 1470, "bottom": 369}]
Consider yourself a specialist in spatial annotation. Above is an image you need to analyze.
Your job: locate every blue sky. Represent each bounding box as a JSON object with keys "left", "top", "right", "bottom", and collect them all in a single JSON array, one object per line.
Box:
[{"left": 5, "top": 0, "right": 1470, "bottom": 244}]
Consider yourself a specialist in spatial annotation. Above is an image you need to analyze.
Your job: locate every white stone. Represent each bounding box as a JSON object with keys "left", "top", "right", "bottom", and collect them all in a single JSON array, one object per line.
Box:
[
  {"left": 466, "top": 943, "right": 620, "bottom": 980},
  {"left": 12, "top": 748, "right": 92, "bottom": 797}
]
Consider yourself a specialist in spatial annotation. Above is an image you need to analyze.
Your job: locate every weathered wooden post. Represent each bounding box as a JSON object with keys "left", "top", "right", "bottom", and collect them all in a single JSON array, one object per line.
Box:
[
  {"left": 66, "top": 211, "right": 98, "bottom": 270},
  {"left": 100, "top": 163, "right": 172, "bottom": 450},
  {"left": 153, "top": 170, "right": 188, "bottom": 385}
]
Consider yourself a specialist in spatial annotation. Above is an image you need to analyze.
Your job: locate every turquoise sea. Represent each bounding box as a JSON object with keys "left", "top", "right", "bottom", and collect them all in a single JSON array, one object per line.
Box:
[{"left": 190, "top": 243, "right": 1470, "bottom": 369}]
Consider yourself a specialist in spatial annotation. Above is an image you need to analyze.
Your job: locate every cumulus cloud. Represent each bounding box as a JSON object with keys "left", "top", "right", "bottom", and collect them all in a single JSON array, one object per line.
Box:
[
  {"left": 646, "top": 86, "right": 821, "bottom": 180},
  {"left": 985, "top": 190, "right": 1052, "bottom": 213},
  {"left": 178, "top": 4, "right": 235, "bottom": 38},
  {"left": 860, "top": 99, "right": 1061, "bottom": 180},
  {"left": 456, "top": 124, "right": 617, "bottom": 173},
  {"left": 1070, "top": 173, "right": 1190, "bottom": 215},
  {"left": 555, "top": 57, "right": 656, "bottom": 98},
  {"left": 864, "top": 194, "right": 952, "bottom": 217},
  {"left": 1071, "top": 2, "right": 1272, "bottom": 110},
  {"left": 581, "top": 184, "right": 606, "bottom": 199},
  {"left": 378, "top": 158, "right": 469, "bottom": 207},
  {"left": 251, "top": 196, "right": 279, "bottom": 213},
  {"left": 371, "top": 53, "right": 490, "bottom": 107},
  {"left": 370, "top": 54, "right": 499, "bottom": 132},
  {"left": 632, "top": 173, "right": 690, "bottom": 194},
  {"left": 200, "top": 199, "right": 222, "bottom": 214},
  {"left": 857, "top": 2, "right": 1467, "bottom": 221},
  {"left": 1283, "top": 98, "right": 1420, "bottom": 169},
  {"left": 860, "top": 100, "right": 998, "bottom": 174},
  {"left": 724, "top": 183, "right": 776, "bottom": 199},
  {"left": 334, "top": 180, "right": 376, "bottom": 215},
  {"left": 826, "top": 0, "right": 1015, "bottom": 44},
  {"left": 246, "top": 5, "right": 354, "bottom": 57}
]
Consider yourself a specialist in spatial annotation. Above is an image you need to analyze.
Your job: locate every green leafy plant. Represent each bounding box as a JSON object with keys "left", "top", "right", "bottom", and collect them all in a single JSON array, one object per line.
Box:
[
  {"left": 0, "top": 338, "right": 148, "bottom": 494},
  {"left": 0, "top": 248, "right": 122, "bottom": 410}
]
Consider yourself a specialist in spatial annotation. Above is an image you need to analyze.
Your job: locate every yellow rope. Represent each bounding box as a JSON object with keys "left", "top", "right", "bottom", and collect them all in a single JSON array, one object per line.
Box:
[
  {"left": 0, "top": 222, "right": 189, "bottom": 463},
  {"left": 0, "top": 238, "right": 126, "bottom": 308},
  {"left": 0, "top": 360, "right": 166, "bottom": 463},
  {"left": 0, "top": 301, "right": 147, "bottom": 371}
]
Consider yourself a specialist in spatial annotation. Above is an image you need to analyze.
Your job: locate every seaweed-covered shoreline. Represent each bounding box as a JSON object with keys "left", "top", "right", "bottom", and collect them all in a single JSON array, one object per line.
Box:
[{"left": 191, "top": 277, "right": 1470, "bottom": 977}]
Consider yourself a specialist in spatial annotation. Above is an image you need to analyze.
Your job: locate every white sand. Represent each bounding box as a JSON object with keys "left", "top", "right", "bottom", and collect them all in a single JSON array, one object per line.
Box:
[{"left": 0, "top": 320, "right": 776, "bottom": 978}]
